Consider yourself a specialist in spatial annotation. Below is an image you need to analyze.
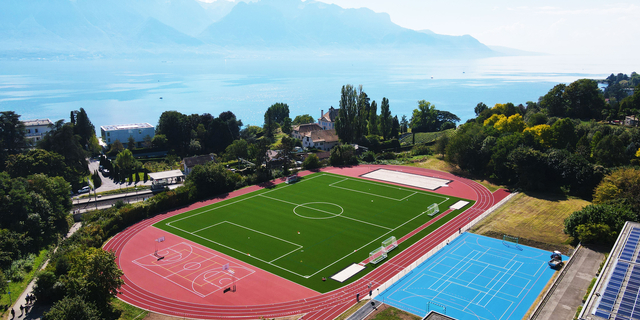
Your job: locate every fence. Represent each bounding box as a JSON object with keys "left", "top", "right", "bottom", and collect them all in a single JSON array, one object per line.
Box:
[{"left": 370, "top": 192, "right": 518, "bottom": 300}]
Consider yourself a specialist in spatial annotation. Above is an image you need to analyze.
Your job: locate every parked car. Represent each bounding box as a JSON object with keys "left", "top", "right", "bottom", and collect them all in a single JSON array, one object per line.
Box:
[{"left": 78, "top": 186, "right": 91, "bottom": 194}]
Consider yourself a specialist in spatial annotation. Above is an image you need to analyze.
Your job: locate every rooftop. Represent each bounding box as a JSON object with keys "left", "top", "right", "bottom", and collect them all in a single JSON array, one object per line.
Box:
[
  {"left": 101, "top": 123, "right": 154, "bottom": 131},
  {"left": 183, "top": 154, "right": 217, "bottom": 168},
  {"left": 22, "top": 119, "right": 52, "bottom": 127}
]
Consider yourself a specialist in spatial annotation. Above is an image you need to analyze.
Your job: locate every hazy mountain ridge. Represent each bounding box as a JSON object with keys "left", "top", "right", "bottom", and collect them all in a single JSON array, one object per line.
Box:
[{"left": 0, "top": 0, "right": 496, "bottom": 58}]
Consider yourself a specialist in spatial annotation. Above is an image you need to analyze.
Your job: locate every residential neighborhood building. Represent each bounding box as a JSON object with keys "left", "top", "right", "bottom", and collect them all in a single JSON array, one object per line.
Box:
[
  {"left": 625, "top": 116, "right": 639, "bottom": 127},
  {"left": 22, "top": 119, "right": 53, "bottom": 145},
  {"left": 292, "top": 123, "right": 323, "bottom": 140},
  {"left": 100, "top": 123, "right": 155, "bottom": 147},
  {"left": 301, "top": 129, "right": 339, "bottom": 151},
  {"left": 182, "top": 154, "right": 217, "bottom": 175},
  {"left": 318, "top": 107, "right": 339, "bottom": 130}
]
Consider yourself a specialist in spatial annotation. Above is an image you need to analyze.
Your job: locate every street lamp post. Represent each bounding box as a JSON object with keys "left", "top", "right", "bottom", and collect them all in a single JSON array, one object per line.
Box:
[{"left": 7, "top": 280, "right": 11, "bottom": 308}]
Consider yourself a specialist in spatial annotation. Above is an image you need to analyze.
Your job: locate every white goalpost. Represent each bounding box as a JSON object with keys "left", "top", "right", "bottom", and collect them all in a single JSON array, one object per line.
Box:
[
  {"left": 369, "top": 246, "right": 387, "bottom": 265},
  {"left": 382, "top": 236, "right": 398, "bottom": 252},
  {"left": 426, "top": 203, "right": 439, "bottom": 216}
]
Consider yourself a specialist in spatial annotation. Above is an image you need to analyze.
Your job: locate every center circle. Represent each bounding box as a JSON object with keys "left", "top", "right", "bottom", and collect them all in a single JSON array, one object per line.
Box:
[{"left": 293, "top": 202, "right": 344, "bottom": 219}]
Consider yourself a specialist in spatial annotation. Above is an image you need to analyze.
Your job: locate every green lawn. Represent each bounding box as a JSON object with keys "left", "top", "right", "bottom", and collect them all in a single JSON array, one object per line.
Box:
[{"left": 155, "top": 172, "right": 473, "bottom": 292}]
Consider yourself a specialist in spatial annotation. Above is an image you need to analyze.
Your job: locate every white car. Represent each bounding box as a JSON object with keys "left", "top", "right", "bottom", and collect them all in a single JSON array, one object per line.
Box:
[{"left": 78, "top": 186, "right": 91, "bottom": 194}]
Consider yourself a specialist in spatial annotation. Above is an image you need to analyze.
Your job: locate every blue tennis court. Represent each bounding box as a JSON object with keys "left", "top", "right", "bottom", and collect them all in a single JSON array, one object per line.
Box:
[{"left": 376, "top": 233, "right": 565, "bottom": 320}]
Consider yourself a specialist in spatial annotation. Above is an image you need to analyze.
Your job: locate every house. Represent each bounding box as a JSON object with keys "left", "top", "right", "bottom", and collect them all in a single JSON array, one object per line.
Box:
[
  {"left": 625, "top": 116, "right": 639, "bottom": 127},
  {"left": 182, "top": 154, "right": 216, "bottom": 175},
  {"left": 318, "top": 107, "right": 339, "bottom": 130},
  {"left": 292, "top": 123, "right": 323, "bottom": 140},
  {"left": 301, "top": 129, "right": 339, "bottom": 151},
  {"left": 100, "top": 123, "right": 155, "bottom": 148},
  {"left": 22, "top": 119, "right": 53, "bottom": 145},
  {"left": 266, "top": 150, "right": 285, "bottom": 168}
]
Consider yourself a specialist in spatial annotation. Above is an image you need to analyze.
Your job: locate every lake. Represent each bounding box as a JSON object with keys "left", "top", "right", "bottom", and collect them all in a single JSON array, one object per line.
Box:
[{"left": 0, "top": 54, "right": 637, "bottom": 132}]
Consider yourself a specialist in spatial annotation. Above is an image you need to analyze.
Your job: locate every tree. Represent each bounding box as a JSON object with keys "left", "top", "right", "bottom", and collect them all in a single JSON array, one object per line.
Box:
[
  {"left": 335, "top": 85, "right": 359, "bottom": 143},
  {"left": 264, "top": 103, "right": 290, "bottom": 126},
  {"left": 593, "top": 168, "right": 640, "bottom": 213},
  {"left": 368, "top": 100, "right": 378, "bottom": 135},
  {"left": 156, "top": 111, "right": 189, "bottom": 154},
  {"left": 564, "top": 79, "right": 605, "bottom": 119},
  {"left": 302, "top": 153, "right": 321, "bottom": 170},
  {"left": 277, "top": 135, "right": 296, "bottom": 174},
  {"left": 564, "top": 204, "right": 636, "bottom": 243},
  {"left": 410, "top": 100, "right": 436, "bottom": 133},
  {"left": 107, "top": 139, "right": 125, "bottom": 156},
  {"left": 539, "top": 84, "right": 567, "bottom": 117},
  {"left": 474, "top": 102, "right": 488, "bottom": 116},
  {"left": 551, "top": 118, "right": 578, "bottom": 149},
  {"left": 6, "top": 149, "right": 67, "bottom": 180},
  {"left": 400, "top": 115, "right": 409, "bottom": 134},
  {"left": 593, "top": 135, "right": 626, "bottom": 167},
  {"left": 263, "top": 108, "right": 275, "bottom": 138},
  {"left": 38, "top": 122, "right": 88, "bottom": 186},
  {"left": 494, "top": 114, "right": 526, "bottom": 134},
  {"left": 115, "top": 149, "right": 137, "bottom": 174},
  {"left": 391, "top": 115, "right": 400, "bottom": 138},
  {"left": 91, "top": 170, "right": 102, "bottom": 189},
  {"left": 329, "top": 144, "right": 358, "bottom": 166},
  {"left": 224, "top": 139, "right": 249, "bottom": 161},
  {"left": 292, "top": 114, "right": 315, "bottom": 125},
  {"left": 151, "top": 134, "right": 168, "bottom": 149},
  {"left": 73, "top": 108, "right": 96, "bottom": 148},
  {"left": 65, "top": 248, "right": 123, "bottom": 312},
  {"left": 281, "top": 117, "right": 292, "bottom": 135},
  {"left": 445, "top": 122, "right": 487, "bottom": 173},
  {"left": 379, "top": 97, "right": 392, "bottom": 139},
  {"left": 43, "top": 296, "right": 101, "bottom": 320},
  {"left": 185, "top": 162, "right": 241, "bottom": 199},
  {"left": 127, "top": 136, "right": 136, "bottom": 150},
  {"left": 0, "top": 111, "right": 26, "bottom": 170}
]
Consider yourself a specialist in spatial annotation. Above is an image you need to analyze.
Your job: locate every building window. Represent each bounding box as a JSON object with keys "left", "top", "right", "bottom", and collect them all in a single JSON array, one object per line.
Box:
[
  {"left": 107, "top": 132, "right": 110, "bottom": 137},
  {"left": 108, "top": 138, "right": 110, "bottom": 143},
  {"left": 35, "top": 129, "right": 38, "bottom": 133},
  {"left": 27, "top": 129, "right": 31, "bottom": 133}
]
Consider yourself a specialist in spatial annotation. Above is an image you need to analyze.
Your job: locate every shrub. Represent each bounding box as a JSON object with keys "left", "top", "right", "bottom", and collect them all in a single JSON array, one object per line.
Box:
[
  {"left": 303, "top": 153, "right": 321, "bottom": 170},
  {"left": 411, "top": 144, "right": 432, "bottom": 156},
  {"left": 360, "top": 151, "right": 376, "bottom": 162}
]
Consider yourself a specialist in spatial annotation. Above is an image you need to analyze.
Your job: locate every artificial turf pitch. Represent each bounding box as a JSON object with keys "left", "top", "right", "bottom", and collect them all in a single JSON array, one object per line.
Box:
[{"left": 154, "top": 172, "right": 474, "bottom": 292}]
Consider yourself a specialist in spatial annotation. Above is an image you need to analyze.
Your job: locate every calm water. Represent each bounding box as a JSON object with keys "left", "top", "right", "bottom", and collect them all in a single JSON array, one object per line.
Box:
[{"left": 0, "top": 54, "right": 637, "bottom": 131}]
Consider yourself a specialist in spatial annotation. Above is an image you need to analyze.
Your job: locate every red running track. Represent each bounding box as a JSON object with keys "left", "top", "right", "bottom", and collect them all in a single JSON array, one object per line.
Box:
[{"left": 103, "top": 165, "right": 509, "bottom": 319}]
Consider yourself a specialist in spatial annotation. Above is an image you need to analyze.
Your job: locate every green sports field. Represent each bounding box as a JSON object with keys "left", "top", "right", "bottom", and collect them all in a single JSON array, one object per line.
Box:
[{"left": 154, "top": 172, "right": 473, "bottom": 292}]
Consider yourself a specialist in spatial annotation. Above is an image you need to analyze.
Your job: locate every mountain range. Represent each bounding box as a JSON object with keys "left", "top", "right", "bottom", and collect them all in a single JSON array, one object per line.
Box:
[{"left": 0, "top": 0, "right": 496, "bottom": 58}]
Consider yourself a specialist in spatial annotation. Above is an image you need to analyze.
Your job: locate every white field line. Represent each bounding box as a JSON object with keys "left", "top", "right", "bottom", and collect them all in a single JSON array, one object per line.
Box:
[
  {"left": 167, "top": 173, "right": 326, "bottom": 226},
  {"left": 164, "top": 173, "right": 466, "bottom": 279},
  {"left": 165, "top": 223, "right": 311, "bottom": 278},
  {"left": 258, "top": 194, "right": 393, "bottom": 231},
  {"left": 331, "top": 176, "right": 451, "bottom": 202}
]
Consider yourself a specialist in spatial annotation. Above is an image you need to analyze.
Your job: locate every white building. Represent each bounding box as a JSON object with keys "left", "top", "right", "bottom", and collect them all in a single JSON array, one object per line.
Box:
[
  {"left": 101, "top": 123, "right": 155, "bottom": 148},
  {"left": 292, "top": 123, "right": 323, "bottom": 140},
  {"left": 318, "top": 107, "right": 339, "bottom": 130},
  {"left": 301, "top": 129, "right": 339, "bottom": 151},
  {"left": 22, "top": 119, "right": 53, "bottom": 145}
]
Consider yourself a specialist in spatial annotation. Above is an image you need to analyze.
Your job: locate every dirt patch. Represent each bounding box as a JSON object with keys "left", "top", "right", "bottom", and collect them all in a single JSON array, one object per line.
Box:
[{"left": 363, "top": 304, "right": 421, "bottom": 320}]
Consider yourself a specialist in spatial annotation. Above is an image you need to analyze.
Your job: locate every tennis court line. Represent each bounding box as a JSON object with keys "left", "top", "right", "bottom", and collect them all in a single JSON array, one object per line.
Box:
[{"left": 258, "top": 194, "right": 393, "bottom": 231}]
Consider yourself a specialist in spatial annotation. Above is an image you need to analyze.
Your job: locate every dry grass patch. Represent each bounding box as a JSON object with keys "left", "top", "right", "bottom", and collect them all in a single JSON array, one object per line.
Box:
[
  {"left": 471, "top": 192, "right": 590, "bottom": 252},
  {"left": 364, "top": 304, "right": 421, "bottom": 320}
]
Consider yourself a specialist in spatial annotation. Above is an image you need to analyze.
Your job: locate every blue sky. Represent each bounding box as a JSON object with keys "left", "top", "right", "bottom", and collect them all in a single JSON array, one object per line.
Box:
[{"left": 204, "top": 0, "right": 639, "bottom": 58}]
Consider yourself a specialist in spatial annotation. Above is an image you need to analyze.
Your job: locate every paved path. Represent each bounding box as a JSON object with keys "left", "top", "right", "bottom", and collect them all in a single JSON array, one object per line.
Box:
[
  {"left": 6, "top": 223, "right": 82, "bottom": 320},
  {"left": 534, "top": 246, "right": 605, "bottom": 320}
]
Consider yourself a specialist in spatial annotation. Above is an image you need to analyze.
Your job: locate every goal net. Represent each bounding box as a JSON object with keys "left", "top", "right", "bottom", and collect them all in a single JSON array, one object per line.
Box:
[
  {"left": 382, "top": 236, "right": 398, "bottom": 252},
  {"left": 285, "top": 175, "right": 299, "bottom": 184},
  {"left": 426, "top": 203, "right": 439, "bottom": 216},
  {"left": 369, "top": 246, "right": 387, "bottom": 265},
  {"left": 503, "top": 234, "right": 519, "bottom": 245}
]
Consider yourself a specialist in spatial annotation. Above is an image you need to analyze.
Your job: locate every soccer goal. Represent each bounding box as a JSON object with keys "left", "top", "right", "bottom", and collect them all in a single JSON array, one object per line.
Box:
[
  {"left": 426, "top": 203, "right": 439, "bottom": 216},
  {"left": 285, "top": 175, "right": 299, "bottom": 184},
  {"left": 369, "top": 246, "right": 388, "bottom": 265},
  {"left": 382, "top": 236, "right": 398, "bottom": 252},
  {"left": 503, "top": 234, "right": 519, "bottom": 246}
]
